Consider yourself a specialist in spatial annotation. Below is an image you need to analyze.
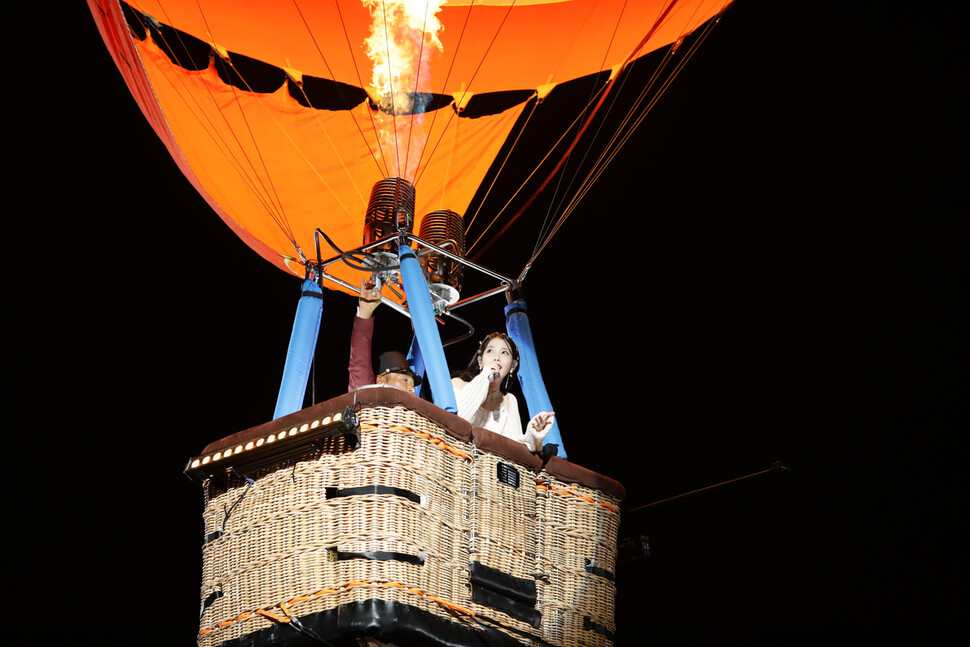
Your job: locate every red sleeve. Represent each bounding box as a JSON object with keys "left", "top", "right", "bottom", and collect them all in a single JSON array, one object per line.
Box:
[{"left": 348, "top": 316, "right": 376, "bottom": 391}]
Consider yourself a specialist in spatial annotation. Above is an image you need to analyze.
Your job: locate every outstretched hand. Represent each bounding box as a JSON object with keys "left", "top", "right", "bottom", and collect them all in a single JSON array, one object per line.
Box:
[
  {"left": 524, "top": 411, "right": 555, "bottom": 452},
  {"left": 358, "top": 275, "right": 382, "bottom": 319},
  {"left": 529, "top": 411, "right": 555, "bottom": 434}
]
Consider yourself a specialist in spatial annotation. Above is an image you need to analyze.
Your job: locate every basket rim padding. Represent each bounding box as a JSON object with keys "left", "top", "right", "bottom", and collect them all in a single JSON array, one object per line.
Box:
[
  {"left": 201, "top": 387, "right": 472, "bottom": 455},
  {"left": 199, "top": 388, "right": 624, "bottom": 498}
]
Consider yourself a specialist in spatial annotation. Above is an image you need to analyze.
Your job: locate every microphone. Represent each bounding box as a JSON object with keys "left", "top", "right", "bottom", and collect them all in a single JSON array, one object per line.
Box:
[{"left": 487, "top": 371, "right": 497, "bottom": 382}]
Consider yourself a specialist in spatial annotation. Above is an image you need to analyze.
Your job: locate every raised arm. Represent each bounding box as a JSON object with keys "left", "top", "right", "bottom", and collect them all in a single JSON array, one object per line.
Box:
[
  {"left": 348, "top": 316, "right": 375, "bottom": 391},
  {"left": 357, "top": 275, "right": 381, "bottom": 320},
  {"left": 348, "top": 276, "right": 381, "bottom": 391}
]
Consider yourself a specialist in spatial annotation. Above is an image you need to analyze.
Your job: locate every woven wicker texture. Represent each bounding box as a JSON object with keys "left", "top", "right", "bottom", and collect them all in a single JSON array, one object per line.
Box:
[
  {"left": 536, "top": 477, "right": 622, "bottom": 647},
  {"left": 195, "top": 403, "right": 622, "bottom": 646},
  {"left": 462, "top": 448, "right": 543, "bottom": 636},
  {"left": 198, "top": 405, "right": 472, "bottom": 646}
]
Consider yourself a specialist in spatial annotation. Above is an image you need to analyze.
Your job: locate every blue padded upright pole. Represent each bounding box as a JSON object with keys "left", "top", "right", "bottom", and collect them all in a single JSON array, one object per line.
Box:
[
  {"left": 407, "top": 336, "right": 427, "bottom": 398},
  {"left": 273, "top": 278, "right": 324, "bottom": 419},
  {"left": 398, "top": 243, "right": 457, "bottom": 412},
  {"left": 505, "top": 298, "right": 566, "bottom": 458}
]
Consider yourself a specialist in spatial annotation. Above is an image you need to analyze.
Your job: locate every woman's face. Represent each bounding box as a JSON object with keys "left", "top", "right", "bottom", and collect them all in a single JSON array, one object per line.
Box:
[{"left": 480, "top": 337, "right": 515, "bottom": 380}]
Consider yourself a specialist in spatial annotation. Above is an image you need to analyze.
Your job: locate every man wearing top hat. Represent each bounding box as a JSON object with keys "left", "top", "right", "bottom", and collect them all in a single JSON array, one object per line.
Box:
[{"left": 348, "top": 275, "right": 422, "bottom": 394}]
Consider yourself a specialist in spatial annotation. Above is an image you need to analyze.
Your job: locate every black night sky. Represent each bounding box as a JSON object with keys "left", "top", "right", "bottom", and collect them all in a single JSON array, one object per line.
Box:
[{"left": 16, "top": 2, "right": 965, "bottom": 645}]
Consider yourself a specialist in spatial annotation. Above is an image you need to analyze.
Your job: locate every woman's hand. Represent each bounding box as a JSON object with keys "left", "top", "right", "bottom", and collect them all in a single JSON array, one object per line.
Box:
[
  {"left": 480, "top": 363, "right": 501, "bottom": 383},
  {"left": 524, "top": 411, "right": 554, "bottom": 452},
  {"left": 529, "top": 411, "right": 555, "bottom": 433}
]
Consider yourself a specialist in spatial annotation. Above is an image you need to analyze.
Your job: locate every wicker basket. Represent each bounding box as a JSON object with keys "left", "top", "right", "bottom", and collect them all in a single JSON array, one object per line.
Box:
[
  {"left": 536, "top": 474, "right": 622, "bottom": 647},
  {"left": 191, "top": 390, "right": 623, "bottom": 647}
]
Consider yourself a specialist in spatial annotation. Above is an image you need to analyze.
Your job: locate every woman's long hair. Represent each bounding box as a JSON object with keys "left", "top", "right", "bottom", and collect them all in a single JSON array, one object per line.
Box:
[{"left": 451, "top": 332, "right": 519, "bottom": 393}]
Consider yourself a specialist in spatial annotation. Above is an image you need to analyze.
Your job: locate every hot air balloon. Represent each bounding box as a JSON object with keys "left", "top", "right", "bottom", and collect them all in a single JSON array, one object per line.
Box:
[{"left": 87, "top": 2, "right": 737, "bottom": 645}]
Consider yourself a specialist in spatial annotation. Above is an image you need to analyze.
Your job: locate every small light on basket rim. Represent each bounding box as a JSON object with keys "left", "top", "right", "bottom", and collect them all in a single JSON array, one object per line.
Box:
[{"left": 184, "top": 406, "right": 359, "bottom": 483}]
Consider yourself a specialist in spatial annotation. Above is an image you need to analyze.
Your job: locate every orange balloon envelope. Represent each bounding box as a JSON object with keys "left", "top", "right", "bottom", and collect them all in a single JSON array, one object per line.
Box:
[{"left": 87, "top": 0, "right": 734, "bottom": 298}]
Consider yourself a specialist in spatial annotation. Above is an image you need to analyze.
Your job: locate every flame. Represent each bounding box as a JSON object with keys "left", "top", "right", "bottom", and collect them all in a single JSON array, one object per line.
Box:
[{"left": 364, "top": 0, "right": 447, "bottom": 178}]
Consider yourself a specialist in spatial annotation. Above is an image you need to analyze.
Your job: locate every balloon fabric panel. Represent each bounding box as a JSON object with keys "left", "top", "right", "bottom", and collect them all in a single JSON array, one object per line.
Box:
[
  {"left": 90, "top": 0, "right": 735, "bottom": 295},
  {"left": 130, "top": 25, "right": 526, "bottom": 289}
]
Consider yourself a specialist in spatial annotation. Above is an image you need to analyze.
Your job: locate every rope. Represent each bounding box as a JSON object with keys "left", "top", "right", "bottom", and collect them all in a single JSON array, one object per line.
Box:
[
  {"left": 536, "top": 480, "right": 618, "bottom": 514},
  {"left": 134, "top": 10, "right": 296, "bottom": 236},
  {"left": 526, "top": 15, "right": 722, "bottom": 268},
  {"left": 364, "top": 422, "right": 472, "bottom": 461},
  {"left": 291, "top": 0, "right": 386, "bottom": 185},
  {"left": 410, "top": 0, "right": 476, "bottom": 188},
  {"left": 200, "top": 579, "right": 551, "bottom": 645}
]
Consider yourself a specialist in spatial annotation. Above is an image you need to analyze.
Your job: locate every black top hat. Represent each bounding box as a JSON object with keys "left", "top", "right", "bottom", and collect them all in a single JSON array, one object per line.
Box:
[{"left": 376, "top": 351, "right": 422, "bottom": 385}]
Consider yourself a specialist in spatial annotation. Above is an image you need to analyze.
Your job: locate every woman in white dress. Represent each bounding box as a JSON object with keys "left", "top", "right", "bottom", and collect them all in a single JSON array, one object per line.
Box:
[{"left": 451, "top": 333, "right": 554, "bottom": 452}]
